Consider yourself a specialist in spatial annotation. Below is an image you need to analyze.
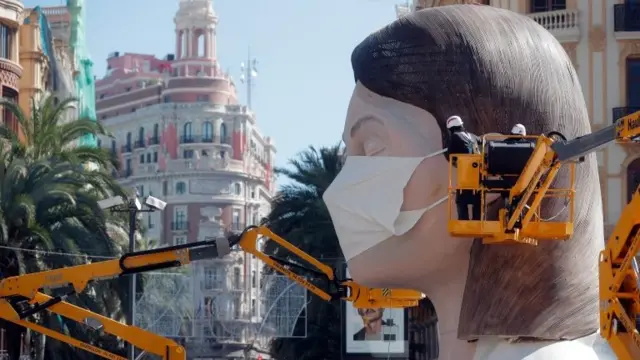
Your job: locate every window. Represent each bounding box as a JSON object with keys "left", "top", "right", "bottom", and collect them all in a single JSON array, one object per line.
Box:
[
  {"left": 163, "top": 95, "right": 171, "bottom": 103},
  {"left": 202, "top": 121, "right": 213, "bottom": 140},
  {"left": 183, "top": 122, "right": 192, "bottom": 138},
  {"left": 1, "top": 87, "right": 17, "bottom": 133},
  {"left": 530, "top": 0, "right": 566, "bottom": 13},
  {"left": 174, "top": 208, "right": 186, "bottom": 223},
  {"left": 627, "top": 58, "right": 640, "bottom": 107},
  {"left": 153, "top": 152, "right": 158, "bottom": 162},
  {"left": 251, "top": 299, "right": 256, "bottom": 316},
  {"left": 97, "top": 138, "right": 102, "bottom": 147},
  {"left": 220, "top": 123, "right": 227, "bottom": 139},
  {"left": 162, "top": 180, "right": 168, "bottom": 195},
  {"left": 233, "top": 296, "right": 241, "bottom": 319},
  {"left": 183, "top": 149, "right": 194, "bottom": 158},
  {"left": 126, "top": 158, "right": 132, "bottom": 172},
  {"left": 111, "top": 140, "right": 116, "bottom": 153},
  {"left": 126, "top": 132, "right": 132, "bottom": 147},
  {"left": 252, "top": 212, "right": 259, "bottom": 226},
  {"left": 232, "top": 209, "right": 241, "bottom": 231},
  {"left": 138, "top": 126, "right": 145, "bottom": 144},
  {"left": 234, "top": 183, "right": 242, "bottom": 195},
  {"left": 251, "top": 188, "right": 256, "bottom": 199},
  {"left": 0, "top": 24, "right": 14, "bottom": 60},
  {"left": 148, "top": 214, "right": 154, "bottom": 228},
  {"left": 140, "top": 154, "right": 145, "bottom": 163},
  {"left": 196, "top": 94, "right": 209, "bottom": 102},
  {"left": 176, "top": 181, "right": 186, "bottom": 195},
  {"left": 153, "top": 123, "right": 159, "bottom": 139},
  {"left": 174, "top": 236, "right": 187, "bottom": 245},
  {"left": 136, "top": 185, "right": 144, "bottom": 196},
  {"left": 233, "top": 267, "right": 241, "bottom": 289},
  {"left": 204, "top": 267, "right": 221, "bottom": 289},
  {"left": 251, "top": 270, "right": 256, "bottom": 288},
  {"left": 146, "top": 153, "right": 151, "bottom": 163}
]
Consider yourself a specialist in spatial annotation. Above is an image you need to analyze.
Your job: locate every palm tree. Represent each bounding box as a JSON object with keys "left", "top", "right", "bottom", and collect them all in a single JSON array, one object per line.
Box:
[
  {"left": 0, "top": 94, "right": 131, "bottom": 360},
  {"left": 260, "top": 144, "right": 344, "bottom": 360}
]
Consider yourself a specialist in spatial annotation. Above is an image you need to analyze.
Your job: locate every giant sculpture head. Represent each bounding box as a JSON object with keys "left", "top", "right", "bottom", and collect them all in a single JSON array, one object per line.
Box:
[{"left": 324, "top": 5, "right": 602, "bottom": 340}]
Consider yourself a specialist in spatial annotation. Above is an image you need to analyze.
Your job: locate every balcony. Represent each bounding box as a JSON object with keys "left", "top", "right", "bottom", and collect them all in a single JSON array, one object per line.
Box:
[
  {"left": 612, "top": 106, "right": 640, "bottom": 123},
  {"left": 134, "top": 139, "right": 145, "bottom": 149},
  {"left": 148, "top": 136, "right": 161, "bottom": 145},
  {"left": 527, "top": 9, "right": 580, "bottom": 43},
  {"left": 180, "top": 135, "right": 232, "bottom": 145},
  {"left": 614, "top": 4, "right": 640, "bottom": 38},
  {"left": 171, "top": 221, "right": 189, "bottom": 231},
  {"left": 137, "top": 163, "right": 158, "bottom": 174},
  {"left": 121, "top": 144, "right": 132, "bottom": 153}
]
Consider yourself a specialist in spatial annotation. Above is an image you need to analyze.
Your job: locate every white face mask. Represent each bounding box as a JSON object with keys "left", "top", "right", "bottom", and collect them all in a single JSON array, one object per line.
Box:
[{"left": 323, "top": 149, "right": 448, "bottom": 261}]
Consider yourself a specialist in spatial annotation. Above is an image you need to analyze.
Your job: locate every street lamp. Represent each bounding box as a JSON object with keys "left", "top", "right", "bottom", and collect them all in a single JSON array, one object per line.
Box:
[{"left": 98, "top": 191, "right": 166, "bottom": 360}]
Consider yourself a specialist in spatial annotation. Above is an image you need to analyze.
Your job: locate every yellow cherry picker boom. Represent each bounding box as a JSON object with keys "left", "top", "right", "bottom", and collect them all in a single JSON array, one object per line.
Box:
[
  {"left": 0, "top": 225, "right": 423, "bottom": 360},
  {"left": 447, "top": 110, "right": 640, "bottom": 360}
]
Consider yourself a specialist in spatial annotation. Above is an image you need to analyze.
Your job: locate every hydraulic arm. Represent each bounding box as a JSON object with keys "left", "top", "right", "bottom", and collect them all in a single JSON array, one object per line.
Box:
[
  {"left": 447, "top": 110, "right": 640, "bottom": 359},
  {"left": 0, "top": 226, "right": 422, "bottom": 360}
]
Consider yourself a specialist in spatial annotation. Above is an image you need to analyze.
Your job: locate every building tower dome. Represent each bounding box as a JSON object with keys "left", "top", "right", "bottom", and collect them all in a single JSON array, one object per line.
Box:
[{"left": 174, "top": 0, "right": 218, "bottom": 60}]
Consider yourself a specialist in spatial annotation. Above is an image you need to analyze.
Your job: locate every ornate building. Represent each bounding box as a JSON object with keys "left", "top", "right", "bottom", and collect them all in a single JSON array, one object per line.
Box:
[
  {"left": 18, "top": 5, "right": 75, "bottom": 126},
  {"left": 95, "top": 0, "right": 275, "bottom": 358},
  {"left": 398, "top": 0, "right": 640, "bottom": 240},
  {"left": 0, "top": 0, "right": 23, "bottom": 137}
]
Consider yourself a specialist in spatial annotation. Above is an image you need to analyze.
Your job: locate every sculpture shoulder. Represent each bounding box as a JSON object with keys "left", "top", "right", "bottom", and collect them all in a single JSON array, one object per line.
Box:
[{"left": 473, "top": 333, "right": 617, "bottom": 360}]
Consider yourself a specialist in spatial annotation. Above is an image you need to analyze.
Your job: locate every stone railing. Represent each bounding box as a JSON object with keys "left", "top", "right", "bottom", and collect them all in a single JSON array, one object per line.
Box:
[
  {"left": 101, "top": 102, "right": 254, "bottom": 125},
  {"left": 527, "top": 9, "right": 580, "bottom": 42},
  {"left": 165, "top": 158, "right": 244, "bottom": 173}
]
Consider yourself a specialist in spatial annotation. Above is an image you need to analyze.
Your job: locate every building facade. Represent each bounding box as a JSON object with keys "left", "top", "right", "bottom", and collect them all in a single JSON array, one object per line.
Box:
[
  {"left": 397, "top": 0, "right": 640, "bottom": 239},
  {"left": 95, "top": 0, "right": 275, "bottom": 358}
]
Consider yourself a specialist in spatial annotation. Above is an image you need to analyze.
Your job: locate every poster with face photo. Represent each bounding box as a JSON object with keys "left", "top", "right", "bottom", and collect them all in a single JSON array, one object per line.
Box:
[{"left": 343, "top": 268, "right": 407, "bottom": 356}]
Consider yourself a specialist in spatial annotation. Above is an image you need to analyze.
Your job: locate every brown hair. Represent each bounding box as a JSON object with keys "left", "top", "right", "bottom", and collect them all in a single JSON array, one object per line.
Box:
[{"left": 351, "top": 5, "right": 601, "bottom": 340}]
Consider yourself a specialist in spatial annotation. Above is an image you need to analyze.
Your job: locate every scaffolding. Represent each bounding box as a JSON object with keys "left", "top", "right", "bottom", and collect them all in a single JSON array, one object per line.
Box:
[{"left": 135, "top": 267, "right": 308, "bottom": 346}]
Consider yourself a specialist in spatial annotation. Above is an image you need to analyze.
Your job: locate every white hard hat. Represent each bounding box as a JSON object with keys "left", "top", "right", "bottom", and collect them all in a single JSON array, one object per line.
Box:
[
  {"left": 446, "top": 116, "right": 463, "bottom": 129},
  {"left": 511, "top": 123, "right": 526, "bottom": 136}
]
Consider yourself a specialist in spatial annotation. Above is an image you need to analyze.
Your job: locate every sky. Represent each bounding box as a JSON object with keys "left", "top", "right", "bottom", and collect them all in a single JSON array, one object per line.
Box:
[{"left": 24, "top": 0, "right": 402, "bottom": 172}]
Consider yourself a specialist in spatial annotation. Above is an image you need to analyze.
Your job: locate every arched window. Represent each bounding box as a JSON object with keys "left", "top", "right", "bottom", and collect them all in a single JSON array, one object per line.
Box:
[
  {"left": 202, "top": 121, "right": 213, "bottom": 141},
  {"left": 197, "top": 32, "right": 205, "bottom": 58},
  {"left": 220, "top": 123, "right": 227, "bottom": 141},
  {"left": 153, "top": 123, "right": 159, "bottom": 141},
  {"left": 183, "top": 122, "right": 192, "bottom": 143},
  {"left": 176, "top": 181, "right": 187, "bottom": 195},
  {"left": 126, "top": 132, "right": 132, "bottom": 151},
  {"left": 234, "top": 183, "right": 242, "bottom": 195},
  {"left": 627, "top": 157, "right": 640, "bottom": 203}
]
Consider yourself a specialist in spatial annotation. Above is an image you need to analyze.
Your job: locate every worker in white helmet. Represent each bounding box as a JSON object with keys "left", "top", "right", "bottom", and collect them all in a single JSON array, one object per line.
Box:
[
  {"left": 445, "top": 115, "right": 481, "bottom": 221},
  {"left": 511, "top": 123, "right": 526, "bottom": 136},
  {"left": 505, "top": 123, "right": 528, "bottom": 144}
]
